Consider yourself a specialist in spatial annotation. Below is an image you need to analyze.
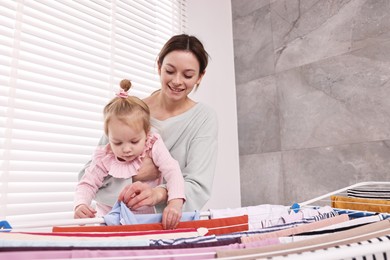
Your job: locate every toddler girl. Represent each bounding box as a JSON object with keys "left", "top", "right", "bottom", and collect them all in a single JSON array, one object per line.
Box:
[{"left": 74, "top": 79, "right": 185, "bottom": 229}]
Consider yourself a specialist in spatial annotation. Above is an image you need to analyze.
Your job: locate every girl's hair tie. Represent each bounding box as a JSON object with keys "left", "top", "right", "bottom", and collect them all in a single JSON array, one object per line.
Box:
[{"left": 116, "top": 89, "right": 128, "bottom": 98}]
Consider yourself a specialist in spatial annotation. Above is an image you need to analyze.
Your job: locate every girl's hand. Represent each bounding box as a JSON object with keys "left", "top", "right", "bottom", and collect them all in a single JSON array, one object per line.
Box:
[
  {"left": 74, "top": 204, "right": 96, "bottom": 219},
  {"left": 162, "top": 198, "right": 184, "bottom": 230},
  {"left": 133, "top": 155, "right": 161, "bottom": 182},
  {"left": 118, "top": 181, "right": 167, "bottom": 210}
]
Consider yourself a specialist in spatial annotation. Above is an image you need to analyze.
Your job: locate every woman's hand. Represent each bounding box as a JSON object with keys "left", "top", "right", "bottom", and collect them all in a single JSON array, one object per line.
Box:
[
  {"left": 133, "top": 155, "right": 161, "bottom": 182},
  {"left": 162, "top": 198, "right": 184, "bottom": 230},
  {"left": 118, "top": 181, "right": 167, "bottom": 210},
  {"left": 74, "top": 204, "right": 96, "bottom": 219}
]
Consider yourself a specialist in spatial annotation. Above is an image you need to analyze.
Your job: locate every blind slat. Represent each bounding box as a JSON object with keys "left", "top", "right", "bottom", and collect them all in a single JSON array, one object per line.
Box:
[
  {"left": 5, "top": 129, "right": 100, "bottom": 144},
  {"left": 6, "top": 171, "right": 79, "bottom": 182},
  {"left": 5, "top": 202, "right": 74, "bottom": 216}
]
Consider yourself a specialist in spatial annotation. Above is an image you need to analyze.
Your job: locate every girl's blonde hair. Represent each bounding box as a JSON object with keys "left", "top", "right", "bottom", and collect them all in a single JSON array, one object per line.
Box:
[{"left": 103, "top": 79, "right": 150, "bottom": 136}]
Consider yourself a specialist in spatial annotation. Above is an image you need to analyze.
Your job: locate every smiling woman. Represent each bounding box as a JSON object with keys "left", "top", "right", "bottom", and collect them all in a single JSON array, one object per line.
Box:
[
  {"left": 119, "top": 34, "right": 218, "bottom": 214},
  {"left": 80, "top": 34, "right": 219, "bottom": 218},
  {"left": 0, "top": 0, "right": 188, "bottom": 226}
]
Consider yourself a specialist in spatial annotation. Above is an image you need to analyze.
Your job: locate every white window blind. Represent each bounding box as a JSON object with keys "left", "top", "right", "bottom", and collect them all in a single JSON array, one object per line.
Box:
[{"left": 0, "top": 0, "right": 187, "bottom": 226}]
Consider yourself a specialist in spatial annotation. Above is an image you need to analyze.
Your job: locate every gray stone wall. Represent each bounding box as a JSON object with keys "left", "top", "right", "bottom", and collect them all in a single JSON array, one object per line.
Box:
[{"left": 232, "top": 0, "right": 390, "bottom": 206}]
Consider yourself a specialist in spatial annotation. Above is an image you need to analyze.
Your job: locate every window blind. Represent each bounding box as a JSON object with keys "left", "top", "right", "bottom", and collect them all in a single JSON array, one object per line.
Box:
[{"left": 0, "top": 0, "right": 187, "bottom": 226}]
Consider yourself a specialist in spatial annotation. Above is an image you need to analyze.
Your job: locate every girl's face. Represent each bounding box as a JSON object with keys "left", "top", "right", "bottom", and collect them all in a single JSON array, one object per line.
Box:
[
  {"left": 158, "top": 50, "right": 204, "bottom": 101},
  {"left": 107, "top": 116, "right": 147, "bottom": 162}
]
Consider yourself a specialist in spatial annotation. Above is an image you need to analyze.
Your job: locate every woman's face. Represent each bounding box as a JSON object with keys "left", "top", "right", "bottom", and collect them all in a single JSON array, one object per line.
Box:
[{"left": 158, "top": 50, "right": 204, "bottom": 101}]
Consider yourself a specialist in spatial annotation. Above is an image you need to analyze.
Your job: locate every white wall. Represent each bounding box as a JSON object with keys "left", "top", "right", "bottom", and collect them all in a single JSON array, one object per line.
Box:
[{"left": 187, "top": 0, "right": 241, "bottom": 210}]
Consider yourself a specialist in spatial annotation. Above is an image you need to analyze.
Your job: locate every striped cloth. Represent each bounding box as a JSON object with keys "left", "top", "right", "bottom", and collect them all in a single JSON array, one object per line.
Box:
[{"left": 347, "top": 188, "right": 390, "bottom": 200}]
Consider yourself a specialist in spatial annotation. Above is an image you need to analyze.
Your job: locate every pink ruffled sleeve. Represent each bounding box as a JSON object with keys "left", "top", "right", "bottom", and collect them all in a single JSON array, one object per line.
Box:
[{"left": 73, "top": 145, "right": 111, "bottom": 209}]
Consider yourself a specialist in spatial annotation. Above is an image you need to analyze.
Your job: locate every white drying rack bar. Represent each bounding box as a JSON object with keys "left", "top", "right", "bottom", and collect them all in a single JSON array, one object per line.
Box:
[
  {"left": 8, "top": 211, "right": 212, "bottom": 231},
  {"left": 299, "top": 181, "right": 390, "bottom": 207},
  {"left": 9, "top": 217, "right": 105, "bottom": 230}
]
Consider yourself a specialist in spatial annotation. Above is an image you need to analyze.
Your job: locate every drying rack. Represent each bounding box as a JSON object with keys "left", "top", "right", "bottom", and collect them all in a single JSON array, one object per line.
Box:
[
  {"left": 3, "top": 181, "right": 390, "bottom": 231},
  {"left": 1, "top": 181, "right": 390, "bottom": 260}
]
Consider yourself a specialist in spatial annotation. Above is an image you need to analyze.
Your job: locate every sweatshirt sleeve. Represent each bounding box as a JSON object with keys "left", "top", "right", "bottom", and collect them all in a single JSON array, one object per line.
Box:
[
  {"left": 151, "top": 134, "right": 185, "bottom": 202},
  {"left": 181, "top": 108, "right": 218, "bottom": 212}
]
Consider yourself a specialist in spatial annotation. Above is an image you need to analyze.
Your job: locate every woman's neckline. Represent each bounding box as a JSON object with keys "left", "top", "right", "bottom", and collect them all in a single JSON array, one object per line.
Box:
[
  {"left": 144, "top": 91, "right": 199, "bottom": 121},
  {"left": 151, "top": 102, "right": 200, "bottom": 123}
]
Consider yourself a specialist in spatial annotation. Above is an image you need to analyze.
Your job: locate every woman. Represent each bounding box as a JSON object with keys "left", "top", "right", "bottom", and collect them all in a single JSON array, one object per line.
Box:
[{"left": 79, "top": 34, "right": 218, "bottom": 219}]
